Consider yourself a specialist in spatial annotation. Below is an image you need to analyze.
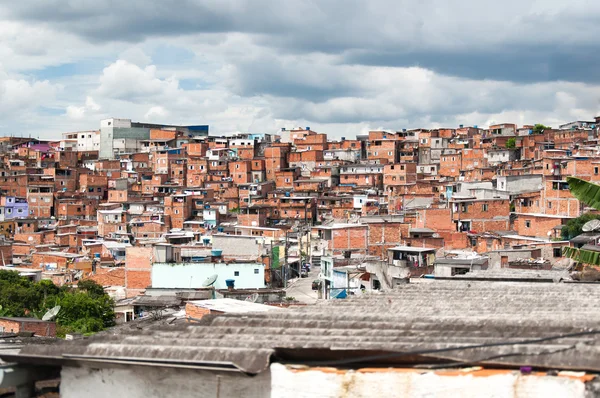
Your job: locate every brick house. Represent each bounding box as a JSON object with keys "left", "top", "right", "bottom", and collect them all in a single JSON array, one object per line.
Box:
[{"left": 0, "top": 317, "right": 56, "bottom": 337}]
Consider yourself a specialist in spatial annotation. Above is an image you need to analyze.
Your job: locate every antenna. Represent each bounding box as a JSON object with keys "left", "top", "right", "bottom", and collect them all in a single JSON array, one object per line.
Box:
[
  {"left": 245, "top": 293, "right": 259, "bottom": 303},
  {"left": 202, "top": 274, "right": 218, "bottom": 287},
  {"left": 202, "top": 274, "right": 218, "bottom": 299},
  {"left": 582, "top": 219, "right": 600, "bottom": 232},
  {"left": 42, "top": 305, "right": 61, "bottom": 321}
]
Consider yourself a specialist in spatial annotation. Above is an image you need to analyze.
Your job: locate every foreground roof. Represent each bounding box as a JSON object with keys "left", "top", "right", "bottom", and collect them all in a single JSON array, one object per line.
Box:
[{"left": 5, "top": 280, "right": 600, "bottom": 374}]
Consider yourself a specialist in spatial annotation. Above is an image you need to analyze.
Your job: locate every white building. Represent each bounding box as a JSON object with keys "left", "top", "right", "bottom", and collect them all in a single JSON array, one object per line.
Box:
[{"left": 77, "top": 130, "right": 101, "bottom": 151}]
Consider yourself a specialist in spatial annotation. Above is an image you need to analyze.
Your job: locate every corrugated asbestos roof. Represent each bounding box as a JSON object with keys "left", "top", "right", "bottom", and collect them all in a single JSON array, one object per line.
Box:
[{"left": 5, "top": 281, "right": 600, "bottom": 374}]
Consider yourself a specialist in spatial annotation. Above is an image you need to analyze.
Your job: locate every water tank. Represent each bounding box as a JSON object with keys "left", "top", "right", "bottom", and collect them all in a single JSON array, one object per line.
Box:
[
  {"left": 459, "top": 124, "right": 464, "bottom": 128},
  {"left": 225, "top": 279, "right": 235, "bottom": 288},
  {"left": 285, "top": 191, "right": 291, "bottom": 197},
  {"left": 281, "top": 128, "right": 285, "bottom": 132},
  {"left": 211, "top": 249, "right": 223, "bottom": 257},
  {"left": 341, "top": 137, "right": 346, "bottom": 141},
  {"left": 217, "top": 226, "right": 224, "bottom": 232},
  {"left": 474, "top": 125, "right": 478, "bottom": 128},
  {"left": 402, "top": 129, "right": 407, "bottom": 132},
  {"left": 305, "top": 127, "right": 310, "bottom": 130}
]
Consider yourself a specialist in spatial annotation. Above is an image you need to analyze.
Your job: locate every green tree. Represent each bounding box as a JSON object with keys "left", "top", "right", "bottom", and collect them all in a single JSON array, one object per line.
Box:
[
  {"left": 0, "top": 272, "right": 115, "bottom": 336},
  {"left": 533, "top": 124, "right": 551, "bottom": 134},
  {"left": 506, "top": 137, "right": 516, "bottom": 149},
  {"left": 561, "top": 213, "right": 600, "bottom": 240},
  {"left": 57, "top": 291, "right": 115, "bottom": 332}
]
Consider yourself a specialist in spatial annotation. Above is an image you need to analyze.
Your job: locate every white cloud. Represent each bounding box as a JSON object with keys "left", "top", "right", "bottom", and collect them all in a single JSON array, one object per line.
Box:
[
  {"left": 118, "top": 47, "right": 152, "bottom": 67},
  {"left": 0, "top": 65, "right": 60, "bottom": 115},
  {"left": 65, "top": 96, "right": 101, "bottom": 119},
  {"left": 144, "top": 105, "right": 168, "bottom": 121},
  {"left": 96, "top": 60, "right": 179, "bottom": 100}
]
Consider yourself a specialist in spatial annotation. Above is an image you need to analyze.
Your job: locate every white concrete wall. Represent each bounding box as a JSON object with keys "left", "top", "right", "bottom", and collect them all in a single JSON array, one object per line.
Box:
[
  {"left": 61, "top": 366, "right": 270, "bottom": 398},
  {"left": 55, "top": 362, "right": 594, "bottom": 398},
  {"left": 152, "top": 262, "right": 266, "bottom": 289},
  {"left": 270, "top": 363, "right": 588, "bottom": 398}
]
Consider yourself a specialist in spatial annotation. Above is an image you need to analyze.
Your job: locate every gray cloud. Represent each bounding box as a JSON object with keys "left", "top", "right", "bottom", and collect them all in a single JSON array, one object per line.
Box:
[
  {"left": 5, "top": 0, "right": 600, "bottom": 84},
  {"left": 2, "top": 0, "right": 600, "bottom": 137}
]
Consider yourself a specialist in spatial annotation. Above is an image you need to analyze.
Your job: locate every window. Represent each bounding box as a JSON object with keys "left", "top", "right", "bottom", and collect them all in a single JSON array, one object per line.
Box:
[
  {"left": 525, "top": 220, "right": 531, "bottom": 228},
  {"left": 88, "top": 187, "right": 94, "bottom": 192},
  {"left": 548, "top": 201, "right": 552, "bottom": 209},
  {"left": 595, "top": 167, "right": 599, "bottom": 175},
  {"left": 97, "top": 187, "right": 102, "bottom": 192},
  {"left": 234, "top": 271, "right": 240, "bottom": 276},
  {"left": 482, "top": 204, "right": 488, "bottom": 212},
  {"left": 388, "top": 151, "right": 393, "bottom": 156},
  {"left": 553, "top": 248, "right": 562, "bottom": 258},
  {"left": 254, "top": 269, "right": 259, "bottom": 274}
]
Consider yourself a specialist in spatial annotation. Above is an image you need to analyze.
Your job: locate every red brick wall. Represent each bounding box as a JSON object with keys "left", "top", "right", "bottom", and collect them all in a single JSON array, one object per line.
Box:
[
  {"left": 331, "top": 226, "right": 368, "bottom": 254},
  {"left": 125, "top": 247, "right": 153, "bottom": 297},
  {"left": 0, "top": 319, "right": 56, "bottom": 337},
  {"left": 185, "top": 303, "right": 222, "bottom": 321},
  {"left": 367, "top": 222, "right": 409, "bottom": 258}
]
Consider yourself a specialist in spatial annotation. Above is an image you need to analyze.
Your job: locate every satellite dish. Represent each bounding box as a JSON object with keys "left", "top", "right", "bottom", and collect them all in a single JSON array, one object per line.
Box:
[
  {"left": 42, "top": 306, "right": 61, "bottom": 321},
  {"left": 582, "top": 219, "right": 600, "bottom": 232},
  {"left": 202, "top": 274, "right": 218, "bottom": 287},
  {"left": 245, "top": 293, "right": 259, "bottom": 303}
]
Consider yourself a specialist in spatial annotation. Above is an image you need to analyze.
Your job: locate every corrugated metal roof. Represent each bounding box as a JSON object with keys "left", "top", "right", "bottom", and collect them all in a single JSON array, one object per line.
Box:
[{"left": 5, "top": 281, "right": 600, "bottom": 374}]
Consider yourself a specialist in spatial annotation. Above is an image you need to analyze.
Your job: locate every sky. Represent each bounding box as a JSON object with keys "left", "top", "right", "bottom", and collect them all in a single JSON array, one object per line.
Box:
[{"left": 1, "top": 0, "right": 600, "bottom": 139}]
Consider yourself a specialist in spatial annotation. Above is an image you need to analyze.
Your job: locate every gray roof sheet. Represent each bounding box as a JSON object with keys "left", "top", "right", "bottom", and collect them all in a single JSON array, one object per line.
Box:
[{"left": 5, "top": 281, "right": 600, "bottom": 374}]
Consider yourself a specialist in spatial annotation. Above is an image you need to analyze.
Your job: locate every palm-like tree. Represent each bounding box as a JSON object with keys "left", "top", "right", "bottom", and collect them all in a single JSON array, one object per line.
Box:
[{"left": 563, "top": 177, "right": 600, "bottom": 269}]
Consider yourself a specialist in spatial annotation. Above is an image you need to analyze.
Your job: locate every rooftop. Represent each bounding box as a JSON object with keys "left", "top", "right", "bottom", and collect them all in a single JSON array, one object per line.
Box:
[{"left": 6, "top": 281, "right": 600, "bottom": 374}]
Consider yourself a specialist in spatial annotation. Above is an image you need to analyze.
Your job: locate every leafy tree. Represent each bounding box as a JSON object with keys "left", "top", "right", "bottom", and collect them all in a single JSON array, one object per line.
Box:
[
  {"left": 57, "top": 291, "right": 115, "bottom": 332},
  {"left": 506, "top": 137, "right": 516, "bottom": 149},
  {"left": 0, "top": 272, "right": 115, "bottom": 336},
  {"left": 533, "top": 124, "right": 551, "bottom": 134},
  {"left": 561, "top": 213, "right": 600, "bottom": 240},
  {"left": 77, "top": 279, "right": 107, "bottom": 299}
]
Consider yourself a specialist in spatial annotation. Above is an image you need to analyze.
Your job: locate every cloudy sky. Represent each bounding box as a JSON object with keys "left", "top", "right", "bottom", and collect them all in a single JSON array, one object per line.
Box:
[{"left": 1, "top": 0, "right": 599, "bottom": 138}]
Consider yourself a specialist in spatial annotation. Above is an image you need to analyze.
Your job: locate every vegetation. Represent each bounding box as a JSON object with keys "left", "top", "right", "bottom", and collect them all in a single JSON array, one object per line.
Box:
[
  {"left": 563, "top": 177, "right": 600, "bottom": 268},
  {"left": 561, "top": 213, "right": 600, "bottom": 240},
  {"left": 0, "top": 271, "right": 115, "bottom": 337},
  {"left": 533, "top": 124, "right": 551, "bottom": 134},
  {"left": 505, "top": 137, "right": 516, "bottom": 149}
]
